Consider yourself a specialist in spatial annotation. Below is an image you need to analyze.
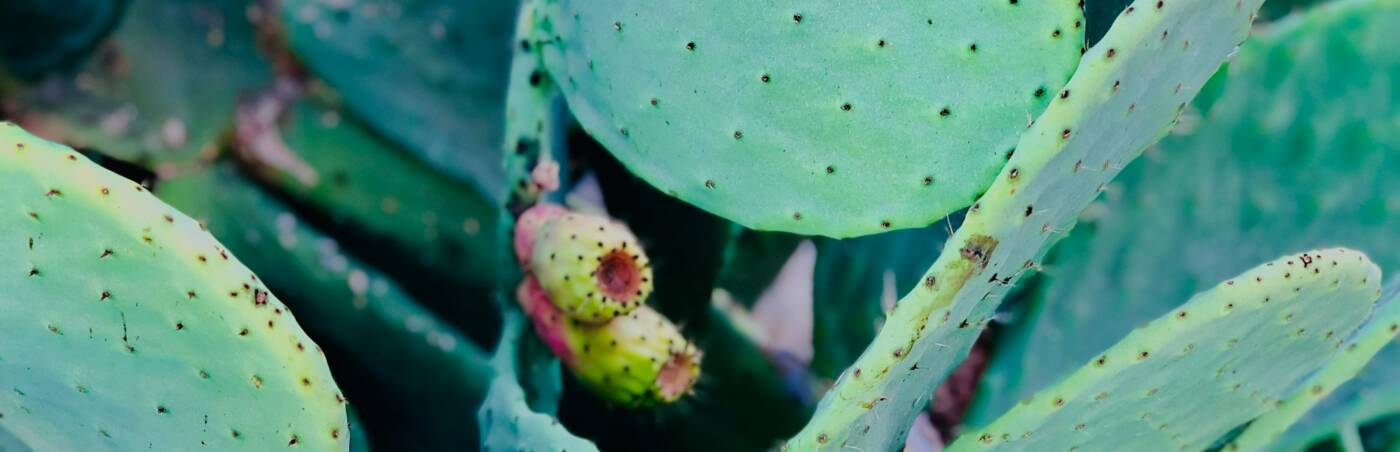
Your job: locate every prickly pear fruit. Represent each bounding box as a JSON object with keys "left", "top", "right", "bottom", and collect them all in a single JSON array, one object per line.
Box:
[
  {"left": 514, "top": 203, "right": 569, "bottom": 266},
  {"left": 529, "top": 211, "right": 653, "bottom": 322},
  {"left": 518, "top": 277, "right": 700, "bottom": 406}
]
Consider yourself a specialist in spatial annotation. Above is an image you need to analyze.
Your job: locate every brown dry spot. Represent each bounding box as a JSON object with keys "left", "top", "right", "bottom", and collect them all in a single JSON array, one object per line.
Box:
[{"left": 959, "top": 235, "right": 998, "bottom": 269}]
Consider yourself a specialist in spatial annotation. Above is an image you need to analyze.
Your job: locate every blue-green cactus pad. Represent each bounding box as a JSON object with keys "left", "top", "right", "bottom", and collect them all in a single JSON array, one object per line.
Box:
[
  {"left": 530, "top": 0, "right": 1085, "bottom": 237},
  {"left": 949, "top": 249, "right": 1383, "bottom": 451},
  {"left": 0, "top": 124, "right": 347, "bottom": 450},
  {"left": 279, "top": 0, "right": 514, "bottom": 198},
  {"left": 969, "top": 0, "right": 1400, "bottom": 431}
]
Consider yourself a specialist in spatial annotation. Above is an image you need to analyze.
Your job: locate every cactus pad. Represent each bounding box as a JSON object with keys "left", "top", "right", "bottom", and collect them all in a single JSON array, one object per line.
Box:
[
  {"left": 790, "top": 0, "right": 1264, "bottom": 448},
  {"left": 528, "top": 0, "right": 1084, "bottom": 237},
  {"left": 1228, "top": 278, "right": 1400, "bottom": 450},
  {"left": 948, "top": 249, "right": 1383, "bottom": 451},
  {"left": 530, "top": 212, "right": 653, "bottom": 322},
  {"left": 0, "top": 124, "right": 346, "bottom": 449},
  {"left": 278, "top": 0, "right": 514, "bottom": 198},
  {"left": 970, "top": 0, "right": 1400, "bottom": 429}
]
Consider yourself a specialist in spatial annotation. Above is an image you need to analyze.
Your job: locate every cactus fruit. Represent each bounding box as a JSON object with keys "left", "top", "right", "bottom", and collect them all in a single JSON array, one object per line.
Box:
[
  {"left": 278, "top": 0, "right": 514, "bottom": 198},
  {"left": 528, "top": 211, "right": 654, "bottom": 323},
  {"left": 789, "top": 0, "right": 1265, "bottom": 448},
  {"left": 8, "top": 0, "right": 270, "bottom": 166},
  {"left": 0, "top": 123, "right": 346, "bottom": 449},
  {"left": 513, "top": 203, "right": 569, "bottom": 267},
  {"left": 522, "top": 0, "right": 1084, "bottom": 238},
  {"left": 518, "top": 277, "right": 700, "bottom": 406},
  {"left": 948, "top": 249, "right": 1385, "bottom": 451},
  {"left": 970, "top": 0, "right": 1400, "bottom": 430}
]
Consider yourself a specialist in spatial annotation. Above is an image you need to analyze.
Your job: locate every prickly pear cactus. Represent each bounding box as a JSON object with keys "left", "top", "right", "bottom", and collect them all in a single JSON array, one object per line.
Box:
[
  {"left": 0, "top": 124, "right": 347, "bottom": 449},
  {"left": 788, "top": 0, "right": 1265, "bottom": 448},
  {"left": 1228, "top": 278, "right": 1400, "bottom": 450},
  {"left": 948, "top": 249, "right": 1384, "bottom": 451},
  {"left": 9, "top": 0, "right": 270, "bottom": 166},
  {"left": 528, "top": 211, "right": 654, "bottom": 322},
  {"left": 970, "top": 0, "right": 1400, "bottom": 432},
  {"left": 277, "top": 0, "right": 515, "bottom": 198},
  {"left": 524, "top": 0, "right": 1084, "bottom": 237}
]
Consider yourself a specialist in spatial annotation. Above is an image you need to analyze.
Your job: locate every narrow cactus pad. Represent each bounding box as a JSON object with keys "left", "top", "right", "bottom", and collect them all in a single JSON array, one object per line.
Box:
[
  {"left": 10, "top": 0, "right": 270, "bottom": 166},
  {"left": 530, "top": 212, "right": 653, "bottom": 323},
  {"left": 528, "top": 0, "right": 1084, "bottom": 237},
  {"left": 235, "top": 96, "right": 498, "bottom": 288},
  {"left": 1229, "top": 278, "right": 1400, "bottom": 451},
  {"left": 790, "top": 0, "right": 1264, "bottom": 448},
  {"left": 970, "top": 0, "right": 1400, "bottom": 429},
  {"left": 948, "top": 249, "right": 1383, "bottom": 451},
  {"left": 278, "top": 0, "right": 514, "bottom": 198},
  {"left": 0, "top": 124, "right": 346, "bottom": 449}
]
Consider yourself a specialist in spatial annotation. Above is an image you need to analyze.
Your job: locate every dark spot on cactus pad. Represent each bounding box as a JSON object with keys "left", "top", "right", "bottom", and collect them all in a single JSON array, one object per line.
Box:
[
  {"left": 793, "top": 212, "right": 802, "bottom": 220},
  {"left": 760, "top": 74, "right": 771, "bottom": 83},
  {"left": 1137, "top": 351, "right": 1150, "bottom": 360},
  {"left": 1107, "top": 48, "right": 1117, "bottom": 58},
  {"left": 840, "top": 102, "right": 853, "bottom": 111},
  {"left": 705, "top": 180, "right": 715, "bottom": 189},
  {"left": 685, "top": 41, "right": 696, "bottom": 51},
  {"left": 733, "top": 130, "right": 743, "bottom": 140},
  {"left": 939, "top": 108, "right": 951, "bottom": 117},
  {"left": 924, "top": 276, "right": 936, "bottom": 288},
  {"left": 968, "top": 43, "right": 977, "bottom": 52},
  {"left": 959, "top": 235, "right": 998, "bottom": 268},
  {"left": 817, "top": 433, "right": 829, "bottom": 444},
  {"left": 1061, "top": 128, "right": 1072, "bottom": 140},
  {"left": 1052, "top": 29, "right": 1062, "bottom": 38},
  {"left": 528, "top": 70, "right": 543, "bottom": 86},
  {"left": 792, "top": 13, "right": 803, "bottom": 23}
]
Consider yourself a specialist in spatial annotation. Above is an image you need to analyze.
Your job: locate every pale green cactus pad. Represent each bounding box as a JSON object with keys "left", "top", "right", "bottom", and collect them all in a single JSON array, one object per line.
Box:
[
  {"left": 0, "top": 123, "right": 346, "bottom": 449},
  {"left": 527, "top": 0, "right": 1084, "bottom": 237},
  {"left": 1228, "top": 278, "right": 1400, "bottom": 450},
  {"left": 278, "top": 0, "right": 514, "bottom": 198},
  {"left": 11, "top": 0, "right": 270, "bottom": 166},
  {"left": 789, "top": 0, "right": 1264, "bottom": 448},
  {"left": 948, "top": 249, "right": 1384, "bottom": 451},
  {"left": 969, "top": 0, "right": 1400, "bottom": 433}
]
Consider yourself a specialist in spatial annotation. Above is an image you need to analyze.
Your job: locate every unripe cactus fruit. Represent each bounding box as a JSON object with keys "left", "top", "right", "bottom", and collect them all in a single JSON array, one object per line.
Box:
[
  {"left": 518, "top": 277, "right": 700, "bottom": 406},
  {"left": 514, "top": 203, "right": 569, "bottom": 266},
  {"left": 529, "top": 211, "right": 653, "bottom": 322}
]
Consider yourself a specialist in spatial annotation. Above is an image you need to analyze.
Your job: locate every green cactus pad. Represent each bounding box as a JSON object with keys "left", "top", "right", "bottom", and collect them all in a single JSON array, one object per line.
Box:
[
  {"left": 970, "top": 0, "right": 1400, "bottom": 431},
  {"left": 234, "top": 95, "right": 498, "bottom": 289},
  {"left": 277, "top": 0, "right": 514, "bottom": 198},
  {"left": 948, "top": 249, "right": 1383, "bottom": 451},
  {"left": 10, "top": 0, "right": 270, "bottom": 166},
  {"left": 0, "top": 124, "right": 346, "bottom": 449},
  {"left": 158, "top": 164, "right": 496, "bottom": 448},
  {"left": 0, "top": 0, "right": 127, "bottom": 78},
  {"left": 479, "top": 312, "right": 599, "bottom": 452},
  {"left": 789, "top": 0, "right": 1264, "bottom": 448},
  {"left": 530, "top": 212, "right": 654, "bottom": 323},
  {"left": 528, "top": 0, "right": 1084, "bottom": 237},
  {"left": 1228, "top": 278, "right": 1400, "bottom": 451}
]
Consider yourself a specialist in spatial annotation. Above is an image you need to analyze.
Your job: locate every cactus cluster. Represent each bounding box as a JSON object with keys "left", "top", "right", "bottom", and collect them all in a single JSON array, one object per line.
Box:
[
  {"left": 513, "top": 205, "right": 699, "bottom": 406},
  {"left": 1, "top": 0, "right": 1398, "bottom": 450}
]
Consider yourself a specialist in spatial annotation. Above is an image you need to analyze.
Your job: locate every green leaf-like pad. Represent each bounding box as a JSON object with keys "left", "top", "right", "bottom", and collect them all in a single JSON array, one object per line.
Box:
[
  {"left": 950, "top": 249, "right": 1384, "bottom": 451},
  {"left": 0, "top": 124, "right": 346, "bottom": 449},
  {"left": 531, "top": 0, "right": 1084, "bottom": 237}
]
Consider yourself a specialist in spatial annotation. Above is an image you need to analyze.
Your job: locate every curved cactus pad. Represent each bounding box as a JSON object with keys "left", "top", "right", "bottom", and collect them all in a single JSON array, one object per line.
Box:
[
  {"left": 0, "top": 124, "right": 347, "bottom": 450},
  {"left": 789, "top": 0, "right": 1264, "bottom": 448},
  {"left": 1228, "top": 278, "right": 1400, "bottom": 450},
  {"left": 949, "top": 249, "right": 1383, "bottom": 451},
  {"left": 530, "top": 0, "right": 1084, "bottom": 237}
]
